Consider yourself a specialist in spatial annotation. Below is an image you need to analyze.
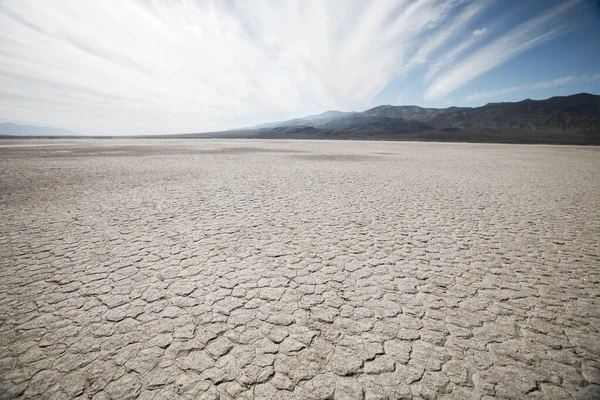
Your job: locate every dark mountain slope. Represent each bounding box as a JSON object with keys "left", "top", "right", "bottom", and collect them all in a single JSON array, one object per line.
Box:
[
  {"left": 425, "top": 93, "right": 600, "bottom": 132},
  {"left": 359, "top": 104, "right": 467, "bottom": 120},
  {"left": 221, "top": 93, "right": 599, "bottom": 144}
]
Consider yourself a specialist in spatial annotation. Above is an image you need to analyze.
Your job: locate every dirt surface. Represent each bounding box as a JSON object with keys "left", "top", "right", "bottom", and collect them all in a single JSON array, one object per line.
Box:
[{"left": 1, "top": 139, "right": 599, "bottom": 399}]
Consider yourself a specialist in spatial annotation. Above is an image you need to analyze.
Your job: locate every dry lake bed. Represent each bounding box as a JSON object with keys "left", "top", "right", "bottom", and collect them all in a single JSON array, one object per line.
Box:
[{"left": 0, "top": 139, "right": 599, "bottom": 400}]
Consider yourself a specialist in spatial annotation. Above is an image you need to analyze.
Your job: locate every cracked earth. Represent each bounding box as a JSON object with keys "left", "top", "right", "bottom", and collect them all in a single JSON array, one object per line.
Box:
[{"left": 0, "top": 139, "right": 599, "bottom": 400}]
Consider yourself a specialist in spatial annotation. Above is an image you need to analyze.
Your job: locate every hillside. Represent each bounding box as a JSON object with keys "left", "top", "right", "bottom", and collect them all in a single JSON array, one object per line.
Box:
[
  {"left": 196, "top": 93, "right": 600, "bottom": 144},
  {"left": 3, "top": 94, "right": 600, "bottom": 144}
]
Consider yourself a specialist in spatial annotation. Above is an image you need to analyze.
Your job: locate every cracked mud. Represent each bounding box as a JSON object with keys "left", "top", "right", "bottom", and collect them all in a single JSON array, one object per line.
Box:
[{"left": 0, "top": 139, "right": 599, "bottom": 400}]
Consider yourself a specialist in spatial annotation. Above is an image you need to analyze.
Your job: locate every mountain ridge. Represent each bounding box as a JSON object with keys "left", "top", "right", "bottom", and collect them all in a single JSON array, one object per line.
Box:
[
  {"left": 250, "top": 110, "right": 356, "bottom": 129},
  {"left": 211, "top": 93, "right": 599, "bottom": 144},
  {"left": 2, "top": 93, "right": 599, "bottom": 144}
]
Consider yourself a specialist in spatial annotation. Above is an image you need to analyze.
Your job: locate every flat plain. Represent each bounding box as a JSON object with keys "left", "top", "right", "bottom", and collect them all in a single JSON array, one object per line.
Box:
[{"left": 0, "top": 139, "right": 599, "bottom": 400}]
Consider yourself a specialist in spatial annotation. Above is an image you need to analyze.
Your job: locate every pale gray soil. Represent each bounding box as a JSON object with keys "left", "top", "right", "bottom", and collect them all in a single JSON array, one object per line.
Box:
[{"left": 0, "top": 139, "right": 599, "bottom": 400}]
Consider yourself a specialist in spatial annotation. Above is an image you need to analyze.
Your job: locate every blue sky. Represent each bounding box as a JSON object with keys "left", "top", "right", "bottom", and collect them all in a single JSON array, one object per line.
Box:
[
  {"left": 374, "top": 0, "right": 600, "bottom": 108},
  {"left": 0, "top": 0, "right": 599, "bottom": 135}
]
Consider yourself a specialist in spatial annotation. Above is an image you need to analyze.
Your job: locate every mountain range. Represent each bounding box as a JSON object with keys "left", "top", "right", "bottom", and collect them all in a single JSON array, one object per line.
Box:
[
  {"left": 2, "top": 93, "right": 599, "bottom": 144},
  {"left": 192, "top": 93, "right": 600, "bottom": 145},
  {"left": 0, "top": 123, "right": 80, "bottom": 137}
]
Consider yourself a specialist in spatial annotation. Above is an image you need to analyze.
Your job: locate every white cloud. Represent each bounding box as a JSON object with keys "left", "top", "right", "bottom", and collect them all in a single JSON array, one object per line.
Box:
[
  {"left": 0, "top": 0, "right": 587, "bottom": 134},
  {"left": 1, "top": 0, "right": 480, "bottom": 134},
  {"left": 465, "top": 73, "right": 600, "bottom": 102},
  {"left": 423, "top": 31, "right": 485, "bottom": 83},
  {"left": 405, "top": 1, "right": 487, "bottom": 70},
  {"left": 424, "top": 0, "right": 582, "bottom": 100},
  {"left": 472, "top": 27, "right": 487, "bottom": 36}
]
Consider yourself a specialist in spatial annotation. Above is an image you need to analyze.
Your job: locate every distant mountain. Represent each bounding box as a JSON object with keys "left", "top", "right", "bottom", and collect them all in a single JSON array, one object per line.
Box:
[
  {"left": 194, "top": 93, "right": 600, "bottom": 144},
  {"left": 424, "top": 93, "right": 600, "bottom": 133},
  {"left": 359, "top": 104, "right": 467, "bottom": 121},
  {"left": 251, "top": 110, "right": 356, "bottom": 129},
  {"left": 0, "top": 123, "right": 80, "bottom": 137},
  {"left": 5, "top": 94, "right": 600, "bottom": 144}
]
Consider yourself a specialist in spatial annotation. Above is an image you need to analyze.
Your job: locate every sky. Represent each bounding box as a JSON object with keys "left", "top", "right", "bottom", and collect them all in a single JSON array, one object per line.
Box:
[{"left": 1, "top": 0, "right": 599, "bottom": 135}]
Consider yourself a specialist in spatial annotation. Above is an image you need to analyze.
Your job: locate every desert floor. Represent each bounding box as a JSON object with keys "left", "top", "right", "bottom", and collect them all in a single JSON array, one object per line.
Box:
[{"left": 0, "top": 139, "right": 599, "bottom": 400}]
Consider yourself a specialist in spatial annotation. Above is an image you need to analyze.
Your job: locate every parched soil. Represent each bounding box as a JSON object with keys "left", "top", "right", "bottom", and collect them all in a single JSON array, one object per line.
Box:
[{"left": 0, "top": 139, "right": 599, "bottom": 399}]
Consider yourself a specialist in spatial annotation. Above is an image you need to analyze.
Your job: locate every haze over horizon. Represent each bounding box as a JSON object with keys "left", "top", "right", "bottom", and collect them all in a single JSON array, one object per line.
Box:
[{"left": 1, "top": 0, "right": 600, "bottom": 136}]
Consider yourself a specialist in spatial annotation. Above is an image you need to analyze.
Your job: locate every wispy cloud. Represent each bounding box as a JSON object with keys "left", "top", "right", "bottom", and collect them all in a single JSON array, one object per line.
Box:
[
  {"left": 424, "top": 0, "right": 582, "bottom": 100},
  {"left": 423, "top": 30, "right": 487, "bottom": 83},
  {"left": 465, "top": 74, "right": 600, "bottom": 102},
  {"left": 406, "top": 1, "right": 488, "bottom": 68},
  {"left": 472, "top": 27, "right": 487, "bottom": 36},
  {"left": 0, "top": 0, "right": 477, "bottom": 134},
  {"left": 0, "top": 0, "right": 590, "bottom": 134}
]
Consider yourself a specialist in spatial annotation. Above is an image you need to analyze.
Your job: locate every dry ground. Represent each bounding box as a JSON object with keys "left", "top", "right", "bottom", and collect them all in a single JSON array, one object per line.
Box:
[{"left": 0, "top": 139, "right": 599, "bottom": 400}]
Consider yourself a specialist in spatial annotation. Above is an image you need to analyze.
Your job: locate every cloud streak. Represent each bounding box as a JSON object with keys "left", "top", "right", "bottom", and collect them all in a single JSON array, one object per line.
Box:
[
  {"left": 424, "top": 0, "right": 582, "bottom": 100},
  {"left": 0, "top": 0, "right": 589, "bottom": 134},
  {"left": 0, "top": 0, "right": 473, "bottom": 134},
  {"left": 465, "top": 74, "right": 600, "bottom": 102}
]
